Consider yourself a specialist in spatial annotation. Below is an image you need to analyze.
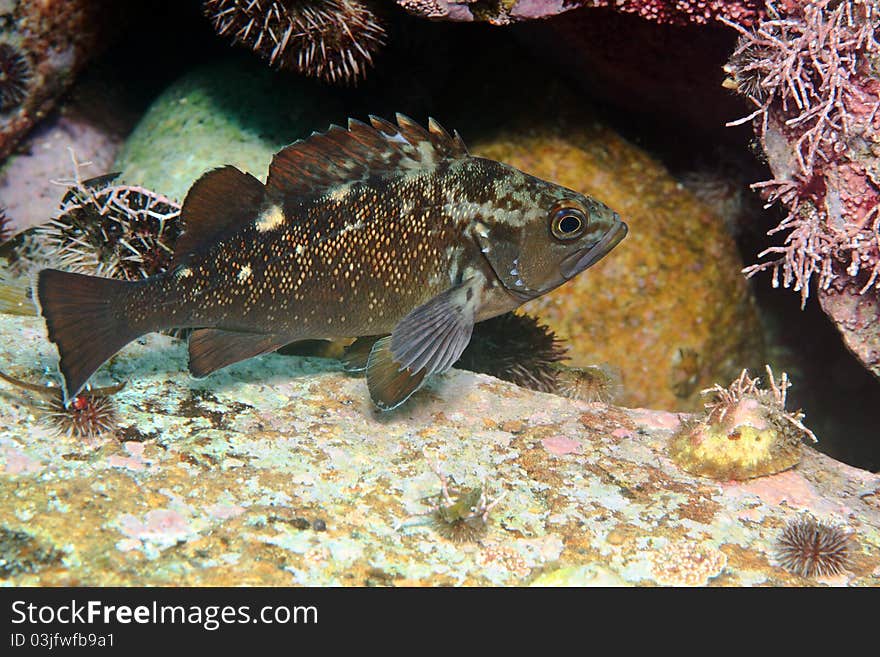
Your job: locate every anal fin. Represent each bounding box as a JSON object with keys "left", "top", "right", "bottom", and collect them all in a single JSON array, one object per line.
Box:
[
  {"left": 188, "top": 329, "right": 292, "bottom": 377},
  {"left": 366, "top": 336, "right": 427, "bottom": 411}
]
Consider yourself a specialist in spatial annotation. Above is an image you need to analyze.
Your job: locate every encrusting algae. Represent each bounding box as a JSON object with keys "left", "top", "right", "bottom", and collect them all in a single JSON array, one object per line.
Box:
[{"left": 668, "top": 365, "right": 817, "bottom": 481}]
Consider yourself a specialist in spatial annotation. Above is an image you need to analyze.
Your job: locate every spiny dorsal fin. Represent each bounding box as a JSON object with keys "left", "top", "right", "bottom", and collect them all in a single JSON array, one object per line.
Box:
[
  {"left": 173, "top": 166, "right": 265, "bottom": 265},
  {"left": 266, "top": 114, "right": 469, "bottom": 199}
]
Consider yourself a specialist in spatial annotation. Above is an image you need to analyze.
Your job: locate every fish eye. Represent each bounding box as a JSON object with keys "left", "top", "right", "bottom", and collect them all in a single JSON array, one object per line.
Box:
[{"left": 550, "top": 207, "right": 587, "bottom": 240}]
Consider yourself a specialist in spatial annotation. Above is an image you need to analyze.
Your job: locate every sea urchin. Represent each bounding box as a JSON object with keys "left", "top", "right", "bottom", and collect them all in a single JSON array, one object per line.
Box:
[
  {"left": 0, "top": 43, "right": 30, "bottom": 113},
  {"left": 776, "top": 515, "right": 851, "bottom": 578},
  {"left": 0, "top": 371, "right": 123, "bottom": 439},
  {"left": 0, "top": 206, "right": 11, "bottom": 243},
  {"left": 35, "top": 173, "right": 182, "bottom": 281},
  {"left": 458, "top": 312, "right": 568, "bottom": 393},
  {"left": 203, "top": 0, "right": 386, "bottom": 85}
]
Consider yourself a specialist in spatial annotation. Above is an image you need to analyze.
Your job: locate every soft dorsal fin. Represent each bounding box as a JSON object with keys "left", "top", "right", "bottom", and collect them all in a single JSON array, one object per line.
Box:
[
  {"left": 173, "top": 166, "right": 265, "bottom": 265},
  {"left": 266, "top": 114, "right": 469, "bottom": 198}
]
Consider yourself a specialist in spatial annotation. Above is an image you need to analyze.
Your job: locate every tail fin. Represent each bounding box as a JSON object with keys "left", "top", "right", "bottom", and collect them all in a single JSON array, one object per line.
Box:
[{"left": 37, "top": 269, "right": 143, "bottom": 403}]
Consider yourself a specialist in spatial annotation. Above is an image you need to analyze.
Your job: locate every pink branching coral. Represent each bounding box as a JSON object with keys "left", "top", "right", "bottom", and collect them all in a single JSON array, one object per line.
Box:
[
  {"left": 722, "top": 1, "right": 880, "bottom": 305},
  {"left": 396, "top": 0, "right": 765, "bottom": 26}
]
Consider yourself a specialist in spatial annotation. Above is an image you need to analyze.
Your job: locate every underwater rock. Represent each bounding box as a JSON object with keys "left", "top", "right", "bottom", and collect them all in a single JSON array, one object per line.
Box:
[
  {"left": 0, "top": 0, "right": 126, "bottom": 160},
  {"left": 517, "top": 7, "right": 749, "bottom": 135},
  {"left": 818, "top": 277, "right": 880, "bottom": 380},
  {"left": 0, "top": 110, "right": 122, "bottom": 233},
  {"left": 395, "top": 0, "right": 764, "bottom": 26},
  {"left": 0, "top": 312, "right": 878, "bottom": 586},
  {"left": 114, "top": 59, "right": 343, "bottom": 202},
  {"left": 472, "top": 123, "right": 764, "bottom": 411}
]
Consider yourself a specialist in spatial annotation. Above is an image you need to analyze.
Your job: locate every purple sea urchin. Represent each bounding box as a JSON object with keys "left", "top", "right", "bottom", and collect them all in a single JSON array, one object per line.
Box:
[
  {"left": 776, "top": 515, "right": 851, "bottom": 578},
  {"left": 458, "top": 312, "right": 568, "bottom": 393},
  {"left": 0, "top": 372, "right": 124, "bottom": 439},
  {"left": 0, "top": 43, "right": 30, "bottom": 113},
  {"left": 203, "top": 0, "right": 387, "bottom": 85}
]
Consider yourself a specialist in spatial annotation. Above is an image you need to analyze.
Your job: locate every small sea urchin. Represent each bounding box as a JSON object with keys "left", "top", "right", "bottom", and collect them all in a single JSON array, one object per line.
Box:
[
  {"left": 0, "top": 206, "right": 11, "bottom": 243},
  {"left": 203, "top": 0, "right": 387, "bottom": 85},
  {"left": 776, "top": 515, "right": 851, "bottom": 578},
  {"left": 0, "top": 372, "right": 124, "bottom": 439},
  {"left": 554, "top": 364, "right": 622, "bottom": 403},
  {"left": 0, "top": 43, "right": 30, "bottom": 113},
  {"left": 42, "top": 390, "right": 120, "bottom": 439}
]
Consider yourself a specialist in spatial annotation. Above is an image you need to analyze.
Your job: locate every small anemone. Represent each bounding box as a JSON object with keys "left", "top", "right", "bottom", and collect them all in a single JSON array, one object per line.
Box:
[
  {"left": 397, "top": 451, "right": 506, "bottom": 544},
  {"left": 668, "top": 365, "right": 816, "bottom": 480}
]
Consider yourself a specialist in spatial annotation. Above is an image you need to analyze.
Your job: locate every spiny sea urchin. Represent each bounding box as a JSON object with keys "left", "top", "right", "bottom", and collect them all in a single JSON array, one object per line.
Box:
[
  {"left": 722, "top": 32, "right": 773, "bottom": 101},
  {"left": 35, "top": 173, "right": 182, "bottom": 281},
  {"left": 776, "top": 515, "right": 851, "bottom": 578},
  {"left": 554, "top": 364, "right": 622, "bottom": 403},
  {"left": 0, "top": 42, "right": 30, "bottom": 113},
  {"left": 203, "top": 0, "right": 387, "bottom": 85},
  {"left": 0, "top": 371, "right": 124, "bottom": 439},
  {"left": 458, "top": 312, "right": 568, "bottom": 393},
  {"left": 0, "top": 206, "right": 11, "bottom": 243}
]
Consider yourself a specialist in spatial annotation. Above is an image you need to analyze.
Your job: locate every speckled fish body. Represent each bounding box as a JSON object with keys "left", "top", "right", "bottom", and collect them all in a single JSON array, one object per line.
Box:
[{"left": 37, "top": 115, "right": 627, "bottom": 410}]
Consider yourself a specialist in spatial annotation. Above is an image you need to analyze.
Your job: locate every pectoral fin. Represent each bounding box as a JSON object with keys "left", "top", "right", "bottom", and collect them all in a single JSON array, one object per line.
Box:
[
  {"left": 365, "top": 278, "right": 480, "bottom": 410},
  {"left": 188, "top": 329, "right": 292, "bottom": 377}
]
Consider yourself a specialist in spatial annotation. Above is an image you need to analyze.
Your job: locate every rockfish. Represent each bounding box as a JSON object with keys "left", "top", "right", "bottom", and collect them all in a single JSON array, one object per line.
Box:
[{"left": 37, "top": 115, "right": 627, "bottom": 410}]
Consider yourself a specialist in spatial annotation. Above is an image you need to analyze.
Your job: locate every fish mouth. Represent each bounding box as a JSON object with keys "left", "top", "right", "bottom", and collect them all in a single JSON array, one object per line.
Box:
[{"left": 560, "top": 220, "right": 628, "bottom": 280}]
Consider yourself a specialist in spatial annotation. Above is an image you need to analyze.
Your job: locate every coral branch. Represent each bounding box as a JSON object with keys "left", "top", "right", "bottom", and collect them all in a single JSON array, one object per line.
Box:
[{"left": 723, "top": 1, "right": 880, "bottom": 305}]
